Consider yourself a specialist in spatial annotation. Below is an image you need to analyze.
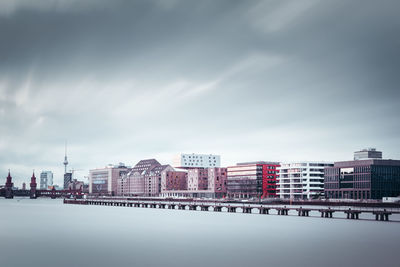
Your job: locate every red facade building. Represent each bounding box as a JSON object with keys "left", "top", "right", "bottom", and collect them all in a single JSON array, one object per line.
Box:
[
  {"left": 262, "top": 163, "right": 280, "bottom": 198},
  {"left": 227, "top": 161, "right": 280, "bottom": 199}
]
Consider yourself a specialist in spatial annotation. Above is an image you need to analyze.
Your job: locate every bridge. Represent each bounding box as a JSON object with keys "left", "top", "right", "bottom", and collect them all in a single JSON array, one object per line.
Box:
[
  {"left": 1, "top": 171, "right": 82, "bottom": 199},
  {"left": 64, "top": 198, "right": 400, "bottom": 222}
]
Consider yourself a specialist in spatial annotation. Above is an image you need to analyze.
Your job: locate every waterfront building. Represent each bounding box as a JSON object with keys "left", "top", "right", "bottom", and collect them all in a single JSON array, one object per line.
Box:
[
  {"left": 172, "top": 153, "right": 221, "bottom": 168},
  {"left": 63, "top": 172, "right": 72, "bottom": 190},
  {"left": 187, "top": 168, "right": 227, "bottom": 198},
  {"left": 161, "top": 167, "right": 227, "bottom": 198},
  {"left": 354, "top": 148, "right": 382, "bottom": 160},
  {"left": 40, "top": 171, "right": 53, "bottom": 190},
  {"left": 161, "top": 169, "right": 188, "bottom": 192},
  {"left": 118, "top": 169, "right": 144, "bottom": 196},
  {"left": 262, "top": 163, "right": 280, "bottom": 198},
  {"left": 68, "top": 179, "right": 84, "bottom": 191},
  {"left": 206, "top": 168, "right": 227, "bottom": 198},
  {"left": 144, "top": 164, "right": 174, "bottom": 196},
  {"left": 22, "top": 182, "right": 26, "bottom": 190},
  {"left": 89, "top": 163, "right": 129, "bottom": 195},
  {"left": 277, "top": 161, "right": 333, "bottom": 199},
  {"left": 117, "top": 159, "right": 173, "bottom": 196},
  {"left": 325, "top": 152, "right": 400, "bottom": 200},
  {"left": 188, "top": 168, "right": 209, "bottom": 191},
  {"left": 227, "top": 162, "right": 280, "bottom": 199}
]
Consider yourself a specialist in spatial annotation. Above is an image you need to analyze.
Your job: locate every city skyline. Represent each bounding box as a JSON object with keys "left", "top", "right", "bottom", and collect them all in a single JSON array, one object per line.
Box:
[
  {"left": 2, "top": 147, "right": 394, "bottom": 188},
  {"left": 1, "top": 0, "right": 400, "bottom": 185}
]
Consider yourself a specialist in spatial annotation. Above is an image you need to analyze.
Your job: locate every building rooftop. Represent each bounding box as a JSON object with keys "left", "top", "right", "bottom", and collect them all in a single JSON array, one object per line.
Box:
[
  {"left": 354, "top": 148, "right": 383, "bottom": 160},
  {"left": 331, "top": 159, "right": 400, "bottom": 168},
  {"left": 236, "top": 161, "right": 280, "bottom": 166}
]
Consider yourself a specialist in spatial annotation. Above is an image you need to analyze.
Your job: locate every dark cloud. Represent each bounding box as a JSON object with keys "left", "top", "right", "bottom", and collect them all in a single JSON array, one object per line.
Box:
[{"left": 1, "top": 0, "right": 400, "bottom": 185}]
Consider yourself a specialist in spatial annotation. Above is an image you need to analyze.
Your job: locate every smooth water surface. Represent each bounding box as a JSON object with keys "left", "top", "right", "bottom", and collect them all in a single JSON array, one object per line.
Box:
[{"left": 0, "top": 198, "right": 399, "bottom": 267}]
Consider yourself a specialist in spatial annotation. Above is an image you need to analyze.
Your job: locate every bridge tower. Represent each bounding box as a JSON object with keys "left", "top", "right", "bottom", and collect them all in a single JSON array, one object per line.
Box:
[
  {"left": 30, "top": 171, "right": 37, "bottom": 199},
  {"left": 51, "top": 187, "right": 56, "bottom": 199},
  {"left": 5, "top": 170, "right": 14, "bottom": 199}
]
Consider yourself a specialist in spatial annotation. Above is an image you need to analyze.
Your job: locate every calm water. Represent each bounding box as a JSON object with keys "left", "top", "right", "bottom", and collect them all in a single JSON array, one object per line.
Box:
[{"left": 0, "top": 198, "right": 399, "bottom": 267}]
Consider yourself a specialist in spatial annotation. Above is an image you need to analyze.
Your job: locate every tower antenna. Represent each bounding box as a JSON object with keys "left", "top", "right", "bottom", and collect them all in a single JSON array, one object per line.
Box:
[{"left": 63, "top": 140, "right": 68, "bottom": 174}]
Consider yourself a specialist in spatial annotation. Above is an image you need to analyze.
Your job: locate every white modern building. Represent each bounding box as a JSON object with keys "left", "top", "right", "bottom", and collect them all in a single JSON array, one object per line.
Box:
[
  {"left": 89, "top": 163, "right": 130, "bottom": 195},
  {"left": 172, "top": 153, "right": 221, "bottom": 168},
  {"left": 277, "top": 162, "right": 333, "bottom": 199},
  {"left": 40, "top": 171, "right": 53, "bottom": 190}
]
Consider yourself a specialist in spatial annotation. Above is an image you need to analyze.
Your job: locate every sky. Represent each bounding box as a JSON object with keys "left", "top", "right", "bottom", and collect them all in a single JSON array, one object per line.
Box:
[{"left": 1, "top": 0, "right": 400, "bottom": 187}]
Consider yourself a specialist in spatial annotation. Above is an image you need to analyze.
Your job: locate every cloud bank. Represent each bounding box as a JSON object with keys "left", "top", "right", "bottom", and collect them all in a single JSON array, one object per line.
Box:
[{"left": 1, "top": 0, "right": 399, "bottom": 186}]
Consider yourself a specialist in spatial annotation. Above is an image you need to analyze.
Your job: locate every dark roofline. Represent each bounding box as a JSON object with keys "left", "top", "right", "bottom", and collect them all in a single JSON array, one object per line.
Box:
[{"left": 328, "top": 159, "right": 400, "bottom": 168}]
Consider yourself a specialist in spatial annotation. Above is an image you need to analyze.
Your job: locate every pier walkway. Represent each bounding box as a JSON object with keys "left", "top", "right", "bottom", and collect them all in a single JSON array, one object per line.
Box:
[{"left": 64, "top": 199, "right": 399, "bottom": 222}]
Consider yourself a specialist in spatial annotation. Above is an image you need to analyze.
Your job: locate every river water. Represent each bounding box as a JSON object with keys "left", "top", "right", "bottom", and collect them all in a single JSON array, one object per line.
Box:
[{"left": 0, "top": 198, "right": 399, "bottom": 267}]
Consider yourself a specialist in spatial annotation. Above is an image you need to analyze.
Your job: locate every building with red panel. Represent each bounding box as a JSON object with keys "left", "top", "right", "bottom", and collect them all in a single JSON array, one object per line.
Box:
[
  {"left": 262, "top": 163, "right": 280, "bottom": 198},
  {"left": 227, "top": 161, "right": 279, "bottom": 199}
]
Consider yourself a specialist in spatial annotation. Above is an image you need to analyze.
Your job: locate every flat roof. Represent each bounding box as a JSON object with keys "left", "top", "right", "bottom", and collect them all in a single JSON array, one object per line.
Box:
[{"left": 330, "top": 159, "right": 400, "bottom": 168}]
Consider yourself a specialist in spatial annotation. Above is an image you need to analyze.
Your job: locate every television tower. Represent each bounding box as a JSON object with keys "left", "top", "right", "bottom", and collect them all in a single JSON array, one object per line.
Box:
[{"left": 63, "top": 141, "right": 68, "bottom": 174}]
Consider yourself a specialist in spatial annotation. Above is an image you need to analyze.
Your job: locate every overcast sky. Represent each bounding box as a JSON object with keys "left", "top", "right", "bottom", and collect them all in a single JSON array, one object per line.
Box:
[{"left": 1, "top": 0, "right": 399, "bottom": 186}]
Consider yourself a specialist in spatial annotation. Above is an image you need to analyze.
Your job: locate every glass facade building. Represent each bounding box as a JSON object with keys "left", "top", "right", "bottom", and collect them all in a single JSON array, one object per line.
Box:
[
  {"left": 324, "top": 159, "right": 400, "bottom": 200},
  {"left": 63, "top": 172, "right": 72, "bottom": 190},
  {"left": 40, "top": 171, "right": 53, "bottom": 190},
  {"left": 227, "top": 162, "right": 279, "bottom": 199},
  {"left": 90, "top": 163, "right": 130, "bottom": 195},
  {"left": 353, "top": 148, "right": 382, "bottom": 160}
]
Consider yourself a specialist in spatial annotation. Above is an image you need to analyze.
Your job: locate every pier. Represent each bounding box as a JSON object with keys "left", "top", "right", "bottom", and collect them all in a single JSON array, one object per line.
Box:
[{"left": 63, "top": 199, "right": 399, "bottom": 222}]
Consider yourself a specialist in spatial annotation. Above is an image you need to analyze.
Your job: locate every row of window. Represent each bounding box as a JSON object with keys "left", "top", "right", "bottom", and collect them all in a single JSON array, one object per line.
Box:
[
  {"left": 183, "top": 155, "right": 216, "bottom": 159},
  {"left": 184, "top": 163, "right": 217, "bottom": 166}
]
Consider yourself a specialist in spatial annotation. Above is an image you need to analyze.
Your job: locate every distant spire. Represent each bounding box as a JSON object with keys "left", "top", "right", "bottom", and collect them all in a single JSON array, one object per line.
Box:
[
  {"left": 6, "top": 169, "right": 13, "bottom": 185},
  {"left": 31, "top": 170, "right": 37, "bottom": 185},
  {"left": 63, "top": 140, "right": 68, "bottom": 174}
]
